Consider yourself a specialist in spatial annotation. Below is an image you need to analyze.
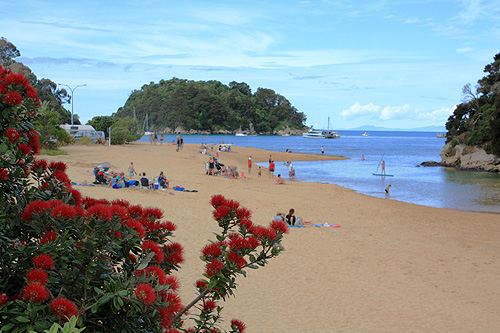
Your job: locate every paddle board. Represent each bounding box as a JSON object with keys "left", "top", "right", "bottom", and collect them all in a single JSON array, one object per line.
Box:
[{"left": 372, "top": 173, "right": 394, "bottom": 177}]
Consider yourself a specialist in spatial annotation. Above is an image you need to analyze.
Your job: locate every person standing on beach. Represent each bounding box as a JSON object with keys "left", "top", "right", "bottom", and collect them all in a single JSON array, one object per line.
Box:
[
  {"left": 176, "top": 136, "right": 180, "bottom": 152},
  {"left": 269, "top": 160, "right": 275, "bottom": 177},
  {"left": 248, "top": 155, "right": 252, "bottom": 174},
  {"left": 321, "top": 146, "right": 324, "bottom": 155},
  {"left": 160, "top": 133, "right": 164, "bottom": 145},
  {"left": 128, "top": 162, "right": 137, "bottom": 178},
  {"left": 153, "top": 132, "right": 158, "bottom": 145}
]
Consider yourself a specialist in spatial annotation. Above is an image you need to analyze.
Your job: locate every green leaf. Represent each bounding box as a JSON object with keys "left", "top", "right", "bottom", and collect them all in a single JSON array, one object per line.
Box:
[
  {"left": 136, "top": 252, "right": 155, "bottom": 271},
  {"left": 94, "top": 287, "right": 105, "bottom": 295},
  {"left": 15, "top": 316, "right": 31, "bottom": 323}
]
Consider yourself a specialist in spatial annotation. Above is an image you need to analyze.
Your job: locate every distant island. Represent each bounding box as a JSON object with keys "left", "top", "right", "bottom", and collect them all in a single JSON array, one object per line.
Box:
[{"left": 113, "top": 78, "right": 307, "bottom": 135}]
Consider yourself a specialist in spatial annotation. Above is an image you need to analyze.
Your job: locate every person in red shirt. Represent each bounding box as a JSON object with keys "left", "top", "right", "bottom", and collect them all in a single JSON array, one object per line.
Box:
[{"left": 269, "top": 160, "right": 275, "bottom": 176}]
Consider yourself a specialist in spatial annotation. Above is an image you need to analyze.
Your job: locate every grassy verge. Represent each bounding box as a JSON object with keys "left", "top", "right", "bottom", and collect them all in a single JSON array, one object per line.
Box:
[{"left": 40, "top": 149, "right": 68, "bottom": 156}]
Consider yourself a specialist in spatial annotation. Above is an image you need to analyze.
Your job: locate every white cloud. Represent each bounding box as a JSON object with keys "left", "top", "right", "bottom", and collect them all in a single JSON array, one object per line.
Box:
[
  {"left": 457, "top": 47, "right": 473, "bottom": 53},
  {"left": 379, "top": 104, "right": 411, "bottom": 120},
  {"left": 341, "top": 102, "right": 380, "bottom": 119}
]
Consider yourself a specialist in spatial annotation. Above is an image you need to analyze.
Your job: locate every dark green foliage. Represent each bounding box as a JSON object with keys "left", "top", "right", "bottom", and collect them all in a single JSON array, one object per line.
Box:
[
  {"left": 114, "top": 78, "right": 307, "bottom": 133},
  {"left": 445, "top": 53, "right": 500, "bottom": 155},
  {"left": 87, "top": 116, "right": 116, "bottom": 138},
  {"left": 35, "top": 107, "right": 72, "bottom": 149},
  {"left": 110, "top": 117, "right": 141, "bottom": 145}
]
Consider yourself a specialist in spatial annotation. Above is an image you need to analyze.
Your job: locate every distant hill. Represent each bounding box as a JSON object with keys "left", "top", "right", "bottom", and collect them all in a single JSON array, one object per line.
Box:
[{"left": 344, "top": 125, "right": 446, "bottom": 132}]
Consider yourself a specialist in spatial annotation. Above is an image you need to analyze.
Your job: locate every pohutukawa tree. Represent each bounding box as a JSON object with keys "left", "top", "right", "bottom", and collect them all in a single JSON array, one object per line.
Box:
[{"left": 0, "top": 64, "right": 288, "bottom": 332}]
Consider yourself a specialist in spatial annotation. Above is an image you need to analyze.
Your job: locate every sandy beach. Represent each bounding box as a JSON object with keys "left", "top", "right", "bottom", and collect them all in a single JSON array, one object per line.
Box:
[{"left": 42, "top": 142, "right": 500, "bottom": 332}]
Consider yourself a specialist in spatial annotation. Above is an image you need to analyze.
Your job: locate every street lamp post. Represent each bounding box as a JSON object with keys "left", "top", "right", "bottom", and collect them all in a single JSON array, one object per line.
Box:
[{"left": 58, "top": 83, "right": 86, "bottom": 125}]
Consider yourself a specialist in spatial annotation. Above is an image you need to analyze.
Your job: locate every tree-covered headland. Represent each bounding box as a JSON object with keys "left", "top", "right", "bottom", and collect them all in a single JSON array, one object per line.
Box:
[
  {"left": 445, "top": 53, "right": 500, "bottom": 156},
  {"left": 114, "top": 78, "right": 307, "bottom": 134}
]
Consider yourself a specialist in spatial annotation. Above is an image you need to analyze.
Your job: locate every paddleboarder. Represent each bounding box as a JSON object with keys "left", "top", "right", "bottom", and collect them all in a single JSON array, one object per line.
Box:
[{"left": 381, "top": 160, "right": 386, "bottom": 175}]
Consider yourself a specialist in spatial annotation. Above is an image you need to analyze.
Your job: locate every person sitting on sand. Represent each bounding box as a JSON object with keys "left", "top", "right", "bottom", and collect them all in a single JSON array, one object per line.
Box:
[
  {"left": 158, "top": 171, "right": 169, "bottom": 188},
  {"left": 286, "top": 209, "right": 296, "bottom": 226},
  {"left": 140, "top": 172, "right": 150, "bottom": 188},
  {"left": 275, "top": 174, "right": 285, "bottom": 185},
  {"left": 273, "top": 212, "right": 285, "bottom": 223}
]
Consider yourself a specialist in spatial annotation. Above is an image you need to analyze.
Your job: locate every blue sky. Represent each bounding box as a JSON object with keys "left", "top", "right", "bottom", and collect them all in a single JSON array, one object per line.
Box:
[{"left": 2, "top": 0, "right": 499, "bottom": 129}]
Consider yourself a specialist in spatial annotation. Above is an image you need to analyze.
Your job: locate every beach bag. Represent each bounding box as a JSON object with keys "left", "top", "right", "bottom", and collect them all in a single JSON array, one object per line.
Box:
[
  {"left": 173, "top": 185, "right": 185, "bottom": 191},
  {"left": 112, "top": 183, "right": 121, "bottom": 189}
]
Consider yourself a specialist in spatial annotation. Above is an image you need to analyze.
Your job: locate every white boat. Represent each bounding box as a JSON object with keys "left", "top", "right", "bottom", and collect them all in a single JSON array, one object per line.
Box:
[
  {"left": 362, "top": 132, "right": 370, "bottom": 137},
  {"left": 324, "top": 130, "right": 340, "bottom": 139},
  {"left": 235, "top": 131, "right": 248, "bottom": 137},
  {"left": 324, "top": 117, "right": 340, "bottom": 139},
  {"left": 302, "top": 129, "right": 325, "bottom": 139}
]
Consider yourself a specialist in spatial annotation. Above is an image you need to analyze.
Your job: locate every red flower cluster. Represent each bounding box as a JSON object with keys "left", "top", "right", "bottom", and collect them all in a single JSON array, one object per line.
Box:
[
  {"left": 48, "top": 161, "right": 67, "bottom": 172},
  {"left": 134, "top": 283, "right": 157, "bottom": 306},
  {"left": 227, "top": 252, "right": 247, "bottom": 270},
  {"left": 6, "top": 128, "right": 21, "bottom": 144},
  {"left": 22, "top": 282, "right": 50, "bottom": 303},
  {"left": 201, "top": 243, "right": 222, "bottom": 258},
  {"left": 0, "top": 168, "right": 8, "bottom": 180},
  {"left": 40, "top": 230, "right": 57, "bottom": 244},
  {"left": 142, "top": 240, "right": 165, "bottom": 264},
  {"left": 0, "top": 294, "right": 7, "bottom": 306},
  {"left": 230, "top": 319, "right": 246, "bottom": 332},
  {"left": 202, "top": 300, "right": 217, "bottom": 311},
  {"left": 213, "top": 205, "right": 231, "bottom": 221},
  {"left": 124, "top": 218, "right": 146, "bottom": 238},
  {"left": 49, "top": 297, "right": 78, "bottom": 320},
  {"left": 205, "top": 259, "right": 224, "bottom": 277},
  {"left": 142, "top": 207, "right": 163, "bottom": 220},
  {"left": 165, "top": 242, "right": 184, "bottom": 266},
  {"left": 32, "top": 253, "right": 55, "bottom": 270},
  {"left": 27, "top": 268, "right": 49, "bottom": 285}
]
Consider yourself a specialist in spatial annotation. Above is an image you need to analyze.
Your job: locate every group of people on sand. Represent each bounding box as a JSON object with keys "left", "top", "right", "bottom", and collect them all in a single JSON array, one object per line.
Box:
[
  {"left": 149, "top": 133, "right": 184, "bottom": 151},
  {"left": 273, "top": 208, "right": 303, "bottom": 227},
  {"left": 93, "top": 162, "right": 170, "bottom": 190}
]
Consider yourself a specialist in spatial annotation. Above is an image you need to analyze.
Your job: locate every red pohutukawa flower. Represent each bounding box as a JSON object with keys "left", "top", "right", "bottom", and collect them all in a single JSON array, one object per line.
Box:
[
  {"left": 48, "top": 161, "right": 67, "bottom": 172},
  {"left": 202, "top": 300, "right": 217, "bottom": 311},
  {"left": 33, "top": 158, "right": 48, "bottom": 172},
  {"left": 0, "top": 294, "right": 7, "bottom": 306},
  {"left": 32, "top": 253, "right": 55, "bottom": 270},
  {"left": 68, "top": 188, "right": 83, "bottom": 205},
  {"left": 249, "top": 225, "right": 277, "bottom": 241},
  {"left": 134, "top": 283, "right": 157, "bottom": 306},
  {"left": 22, "top": 282, "right": 50, "bottom": 303},
  {"left": 236, "top": 207, "right": 251, "bottom": 219},
  {"left": 141, "top": 265, "right": 167, "bottom": 285},
  {"left": 52, "top": 170, "right": 71, "bottom": 185},
  {"left": 142, "top": 240, "right": 165, "bottom": 263},
  {"left": 163, "top": 276, "right": 180, "bottom": 292},
  {"left": 195, "top": 280, "right": 208, "bottom": 290},
  {"left": 124, "top": 219, "right": 146, "bottom": 238},
  {"left": 201, "top": 243, "right": 222, "bottom": 258},
  {"left": 210, "top": 194, "right": 226, "bottom": 207},
  {"left": 18, "top": 143, "right": 32, "bottom": 155},
  {"left": 213, "top": 206, "right": 231, "bottom": 221},
  {"left": 3, "top": 91, "right": 23, "bottom": 105},
  {"left": 50, "top": 203, "right": 77, "bottom": 219},
  {"left": 225, "top": 199, "right": 240, "bottom": 210},
  {"left": 40, "top": 230, "right": 57, "bottom": 245},
  {"left": 6, "top": 128, "right": 21, "bottom": 144},
  {"left": 231, "top": 319, "right": 246, "bottom": 332},
  {"left": 0, "top": 168, "right": 8, "bottom": 180},
  {"left": 142, "top": 207, "right": 163, "bottom": 220},
  {"left": 270, "top": 220, "right": 289, "bottom": 234},
  {"left": 49, "top": 297, "right": 78, "bottom": 320},
  {"left": 227, "top": 252, "right": 247, "bottom": 270},
  {"left": 86, "top": 204, "right": 112, "bottom": 220},
  {"left": 111, "top": 199, "right": 130, "bottom": 208},
  {"left": 27, "top": 268, "right": 49, "bottom": 285},
  {"left": 205, "top": 259, "right": 224, "bottom": 277},
  {"left": 161, "top": 221, "right": 177, "bottom": 232},
  {"left": 246, "top": 236, "right": 261, "bottom": 250},
  {"left": 21, "top": 200, "right": 51, "bottom": 221},
  {"left": 109, "top": 205, "right": 128, "bottom": 220},
  {"left": 127, "top": 204, "right": 143, "bottom": 218}
]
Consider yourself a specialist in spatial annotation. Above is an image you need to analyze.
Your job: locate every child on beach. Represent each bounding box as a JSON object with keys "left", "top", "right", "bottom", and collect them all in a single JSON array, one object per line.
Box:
[{"left": 275, "top": 174, "right": 285, "bottom": 185}]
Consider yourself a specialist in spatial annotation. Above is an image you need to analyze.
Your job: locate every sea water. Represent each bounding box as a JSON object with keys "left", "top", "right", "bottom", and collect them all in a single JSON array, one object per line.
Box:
[{"left": 138, "top": 131, "right": 500, "bottom": 213}]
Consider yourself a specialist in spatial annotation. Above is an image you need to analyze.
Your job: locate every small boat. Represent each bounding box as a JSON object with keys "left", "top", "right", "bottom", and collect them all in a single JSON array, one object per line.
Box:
[
  {"left": 324, "top": 130, "right": 340, "bottom": 139},
  {"left": 324, "top": 117, "right": 340, "bottom": 139},
  {"left": 235, "top": 131, "right": 247, "bottom": 137},
  {"left": 362, "top": 132, "right": 370, "bottom": 137},
  {"left": 436, "top": 133, "right": 446, "bottom": 138},
  {"left": 302, "top": 129, "right": 325, "bottom": 139}
]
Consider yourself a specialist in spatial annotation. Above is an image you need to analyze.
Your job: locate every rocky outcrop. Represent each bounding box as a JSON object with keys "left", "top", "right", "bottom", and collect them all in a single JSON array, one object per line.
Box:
[
  {"left": 438, "top": 143, "right": 500, "bottom": 172},
  {"left": 158, "top": 126, "right": 305, "bottom": 136}
]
